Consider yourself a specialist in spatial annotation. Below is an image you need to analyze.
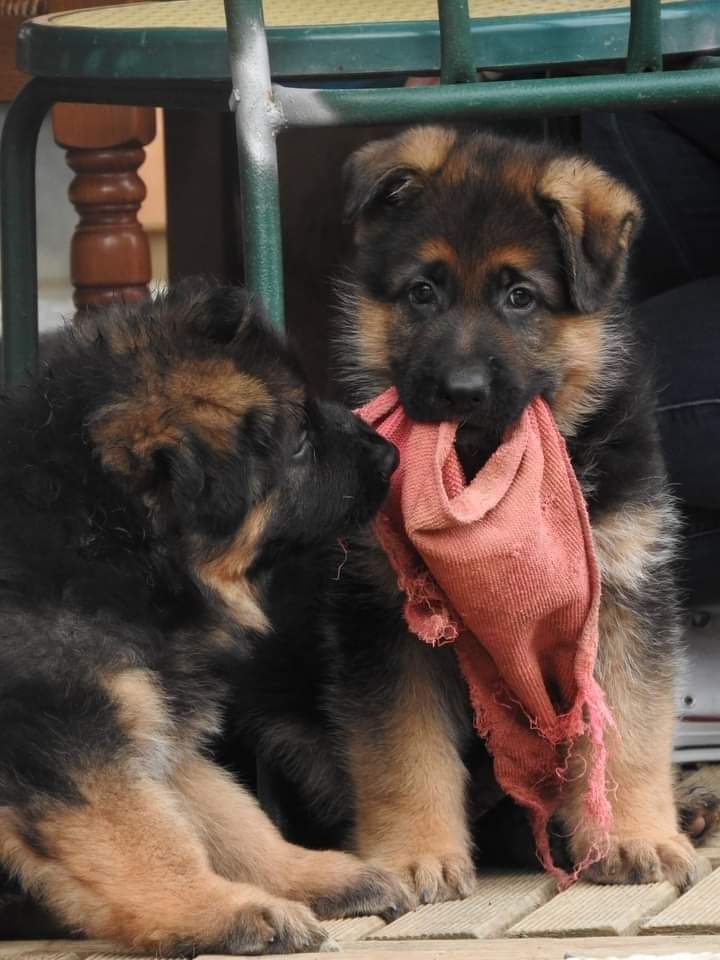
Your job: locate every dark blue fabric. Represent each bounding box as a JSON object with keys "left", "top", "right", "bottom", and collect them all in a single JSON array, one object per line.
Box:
[
  {"left": 634, "top": 278, "right": 720, "bottom": 604},
  {"left": 583, "top": 112, "right": 720, "bottom": 603},
  {"left": 583, "top": 110, "right": 720, "bottom": 302}
]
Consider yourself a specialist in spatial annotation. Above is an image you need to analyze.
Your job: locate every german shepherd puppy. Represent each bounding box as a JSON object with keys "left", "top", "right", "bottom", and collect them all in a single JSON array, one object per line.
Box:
[
  {"left": 324, "top": 126, "right": 698, "bottom": 898},
  {"left": 0, "top": 282, "right": 408, "bottom": 954}
]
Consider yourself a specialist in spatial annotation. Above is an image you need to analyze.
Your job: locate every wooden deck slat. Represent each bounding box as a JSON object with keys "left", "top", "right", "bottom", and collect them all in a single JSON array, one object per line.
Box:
[
  {"left": 5, "top": 934, "right": 720, "bottom": 960},
  {"left": 368, "top": 871, "right": 555, "bottom": 940},
  {"left": 0, "top": 945, "right": 134, "bottom": 959},
  {"left": 641, "top": 867, "right": 720, "bottom": 935},
  {"left": 0, "top": 955, "right": 140, "bottom": 960},
  {"left": 507, "top": 879, "right": 679, "bottom": 938},
  {"left": 3, "top": 864, "right": 719, "bottom": 957},
  {"left": 322, "top": 916, "right": 387, "bottom": 941},
  {"left": 241, "top": 934, "right": 720, "bottom": 958},
  {"left": 0, "top": 955, "right": 86, "bottom": 960},
  {"left": 698, "top": 844, "right": 720, "bottom": 866}
]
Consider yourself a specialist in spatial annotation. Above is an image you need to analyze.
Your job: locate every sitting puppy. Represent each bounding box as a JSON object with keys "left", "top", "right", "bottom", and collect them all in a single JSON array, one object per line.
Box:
[
  {"left": 323, "top": 126, "right": 698, "bottom": 898},
  {"left": 0, "top": 282, "right": 406, "bottom": 954}
]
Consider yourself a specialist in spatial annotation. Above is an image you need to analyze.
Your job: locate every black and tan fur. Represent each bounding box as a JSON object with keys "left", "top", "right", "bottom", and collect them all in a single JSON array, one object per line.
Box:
[
  {"left": 328, "top": 128, "right": 695, "bottom": 900},
  {"left": 325, "top": 125, "right": 699, "bottom": 896},
  {"left": 0, "top": 282, "right": 409, "bottom": 953}
]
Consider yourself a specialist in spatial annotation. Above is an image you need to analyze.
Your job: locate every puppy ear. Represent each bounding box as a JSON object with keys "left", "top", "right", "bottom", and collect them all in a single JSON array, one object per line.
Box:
[
  {"left": 199, "top": 285, "right": 258, "bottom": 344},
  {"left": 143, "top": 442, "right": 206, "bottom": 536},
  {"left": 171, "top": 282, "right": 257, "bottom": 345},
  {"left": 343, "top": 143, "right": 425, "bottom": 223},
  {"left": 537, "top": 157, "right": 642, "bottom": 313},
  {"left": 343, "top": 126, "right": 459, "bottom": 224},
  {"left": 151, "top": 441, "right": 251, "bottom": 540}
]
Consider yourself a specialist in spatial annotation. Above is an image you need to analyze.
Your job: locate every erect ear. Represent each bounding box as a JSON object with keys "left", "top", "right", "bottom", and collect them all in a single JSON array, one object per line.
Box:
[{"left": 537, "top": 157, "right": 642, "bottom": 313}]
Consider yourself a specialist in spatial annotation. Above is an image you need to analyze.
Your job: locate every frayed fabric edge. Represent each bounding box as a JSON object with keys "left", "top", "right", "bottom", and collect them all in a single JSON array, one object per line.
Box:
[{"left": 383, "top": 534, "right": 613, "bottom": 888}]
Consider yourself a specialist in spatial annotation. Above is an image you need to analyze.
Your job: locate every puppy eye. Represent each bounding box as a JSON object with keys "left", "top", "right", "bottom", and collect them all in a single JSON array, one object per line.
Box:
[
  {"left": 506, "top": 286, "right": 535, "bottom": 310},
  {"left": 408, "top": 281, "right": 436, "bottom": 307},
  {"left": 292, "top": 426, "right": 311, "bottom": 460}
]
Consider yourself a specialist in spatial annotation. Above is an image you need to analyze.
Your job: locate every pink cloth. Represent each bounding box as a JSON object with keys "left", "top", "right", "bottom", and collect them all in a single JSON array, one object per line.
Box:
[{"left": 357, "top": 387, "right": 612, "bottom": 882}]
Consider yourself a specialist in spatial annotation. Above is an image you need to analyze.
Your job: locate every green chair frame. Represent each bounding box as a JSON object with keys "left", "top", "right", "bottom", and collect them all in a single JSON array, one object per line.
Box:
[{"left": 2, "top": 0, "right": 720, "bottom": 387}]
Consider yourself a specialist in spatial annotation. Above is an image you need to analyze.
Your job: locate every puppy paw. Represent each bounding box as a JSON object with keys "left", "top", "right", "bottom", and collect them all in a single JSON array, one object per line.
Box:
[
  {"left": 311, "top": 864, "right": 413, "bottom": 922},
  {"left": 372, "top": 850, "right": 476, "bottom": 905},
  {"left": 221, "top": 899, "right": 328, "bottom": 955},
  {"left": 676, "top": 781, "right": 720, "bottom": 843},
  {"left": 581, "top": 833, "right": 699, "bottom": 891}
]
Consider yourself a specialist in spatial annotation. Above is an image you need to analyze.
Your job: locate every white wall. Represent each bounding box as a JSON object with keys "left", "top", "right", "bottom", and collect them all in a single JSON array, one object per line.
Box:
[{"left": 0, "top": 105, "right": 75, "bottom": 333}]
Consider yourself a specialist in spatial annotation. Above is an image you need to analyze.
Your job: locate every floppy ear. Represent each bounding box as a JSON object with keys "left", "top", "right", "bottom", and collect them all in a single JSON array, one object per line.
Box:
[
  {"left": 152, "top": 441, "right": 252, "bottom": 540},
  {"left": 92, "top": 408, "right": 252, "bottom": 540},
  {"left": 142, "top": 442, "right": 206, "bottom": 537},
  {"left": 343, "top": 141, "right": 425, "bottom": 223},
  {"left": 537, "top": 157, "right": 642, "bottom": 313}
]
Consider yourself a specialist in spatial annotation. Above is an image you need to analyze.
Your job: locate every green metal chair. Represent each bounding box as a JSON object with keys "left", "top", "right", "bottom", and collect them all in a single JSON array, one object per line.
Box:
[{"left": 2, "top": 0, "right": 720, "bottom": 386}]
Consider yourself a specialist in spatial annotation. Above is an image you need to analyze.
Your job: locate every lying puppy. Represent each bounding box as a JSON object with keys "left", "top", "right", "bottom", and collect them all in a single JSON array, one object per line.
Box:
[
  {"left": 0, "top": 282, "right": 406, "bottom": 954},
  {"left": 326, "top": 126, "right": 697, "bottom": 897}
]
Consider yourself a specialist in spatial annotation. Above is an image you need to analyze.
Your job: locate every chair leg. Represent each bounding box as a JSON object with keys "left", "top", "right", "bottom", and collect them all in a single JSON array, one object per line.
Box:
[
  {"left": 1, "top": 78, "right": 53, "bottom": 386},
  {"left": 225, "top": 0, "right": 284, "bottom": 330},
  {"left": 53, "top": 103, "right": 156, "bottom": 310}
]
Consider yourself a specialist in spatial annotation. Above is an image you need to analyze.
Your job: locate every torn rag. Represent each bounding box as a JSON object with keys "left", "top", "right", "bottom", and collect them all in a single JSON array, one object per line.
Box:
[{"left": 357, "top": 387, "right": 612, "bottom": 882}]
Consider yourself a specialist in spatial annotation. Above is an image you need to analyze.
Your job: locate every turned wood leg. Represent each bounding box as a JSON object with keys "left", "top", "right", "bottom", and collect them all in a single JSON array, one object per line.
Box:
[
  {"left": 53, "top": 103, "right": 155, "bottom": 309},
  {"left": 64, "top": 144, "right": 150, "bottom": 309}
]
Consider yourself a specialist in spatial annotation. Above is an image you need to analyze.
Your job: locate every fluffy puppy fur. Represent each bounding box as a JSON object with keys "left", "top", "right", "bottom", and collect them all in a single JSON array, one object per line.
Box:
[
  {"left": 0, "top": 281, "right": 408, "bottom": 954},
  {"left": 231, "top": 127, "right": 702, "bottom": 903},
  {"left": 328, "top": 125, "right": 697, "bottom": 897}
]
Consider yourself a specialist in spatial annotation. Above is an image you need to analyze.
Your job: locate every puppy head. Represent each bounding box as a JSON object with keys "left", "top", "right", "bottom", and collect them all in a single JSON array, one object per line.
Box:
[
  {"left": 340, "top": 126, "right": 641, "bottom": 450},
  {"left": 83, "top": 282, "right": 396, "bottom": 629}
]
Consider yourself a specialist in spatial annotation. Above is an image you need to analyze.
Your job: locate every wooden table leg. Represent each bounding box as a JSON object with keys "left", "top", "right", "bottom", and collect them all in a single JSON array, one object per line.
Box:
[{"left": 53, "top": 103, "right": 155, "bottom": 309}]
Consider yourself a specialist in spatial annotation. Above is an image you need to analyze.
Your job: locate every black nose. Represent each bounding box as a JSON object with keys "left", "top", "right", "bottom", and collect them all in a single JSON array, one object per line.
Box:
[{"left": 437, "top": 366, "right": 490, "bottom": 411}]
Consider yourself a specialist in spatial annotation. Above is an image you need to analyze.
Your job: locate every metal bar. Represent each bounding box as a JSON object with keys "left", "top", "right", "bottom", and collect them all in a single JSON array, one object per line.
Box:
[
  {"left": 1, "top": 79, "right": 54, "bottom": 386},
  {"left": 4, "top": 78, "right": 230, "bottom": 110},
  {"left": 0, "top": 77, "right": 229, "bottom": 387},
  {"left": 439, "top": 0, "right": 476, "bottom": 84},
  {"left": 224, "top": 0, "right": 285, "bottom": 331},
  {"left": 691, "top": 55, "right": 720, "bottom": 69},
  {"left": 275, "top": 66, "right": 720, "bottom": 128},
  {"left": 627, "top": 0, "right": 663, "bottom": 73}
]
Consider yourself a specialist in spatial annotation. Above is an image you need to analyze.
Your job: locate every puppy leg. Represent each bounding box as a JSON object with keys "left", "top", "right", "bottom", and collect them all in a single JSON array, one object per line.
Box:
[
  {"left": 174, "top": 754, "right": 411, "bottom": 920},
  {"left": 559, "top": 505, "right": 698, "bottom": 887},
  {"left": 342, "top": 634, "right": 475, "bottom": 905},
  {"left": 0, "top": 769, "right": 326, "bottom": 955}
]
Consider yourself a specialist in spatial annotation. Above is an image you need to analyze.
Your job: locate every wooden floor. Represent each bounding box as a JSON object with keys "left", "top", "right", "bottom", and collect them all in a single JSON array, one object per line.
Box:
[
  {"left": 3, "top": 766, "right": 719, "bottom": 959},
  {"left": 1, "top": 843, "right": 719, "bottom": 960},
  {"left": 322, "top": 841, "right": 720, "bottom": 956}
]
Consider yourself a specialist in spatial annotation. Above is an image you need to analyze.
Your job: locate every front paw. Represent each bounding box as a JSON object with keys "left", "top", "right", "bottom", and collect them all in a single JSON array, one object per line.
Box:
[
  {"left": 580, "top": 832, "right": 699, "bottom": 890},
  {"left": 676, "top": 780, "right": 720, "bottom": 843},
  {"left": 218, "top": 898, "right": 329, "bottom": 956},
  {"left": 311, "top": 864, "right": 413, "bottom": 922},
  {"left": 371, "top": 850, "right": 476, "bottom": 905}
]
